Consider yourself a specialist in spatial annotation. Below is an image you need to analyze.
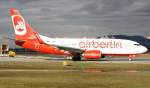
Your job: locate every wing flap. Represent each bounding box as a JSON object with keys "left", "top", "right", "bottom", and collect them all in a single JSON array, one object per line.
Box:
[
  {"left": 57, "top": 46, "right": 84, "bottom": 53},
  {"left": 4, "top": 36, "right": 26, "bottom": 43},
  {"left": 44, "top": 43, "right": 85, "bottom": 53}
]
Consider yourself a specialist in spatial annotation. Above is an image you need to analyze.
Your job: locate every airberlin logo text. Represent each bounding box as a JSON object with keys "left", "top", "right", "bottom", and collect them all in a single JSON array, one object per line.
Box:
[
  {"left": 12, "top": 15, "right": 27, "bottom": 35},
  {"left": 79, "top": 40, "right": 122, "bottom": 49}
]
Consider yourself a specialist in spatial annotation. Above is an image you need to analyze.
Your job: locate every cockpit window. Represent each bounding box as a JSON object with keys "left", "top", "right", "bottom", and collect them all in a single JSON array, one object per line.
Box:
[{"left": 134, "top": 44, "right": 140, "bottom": 46}]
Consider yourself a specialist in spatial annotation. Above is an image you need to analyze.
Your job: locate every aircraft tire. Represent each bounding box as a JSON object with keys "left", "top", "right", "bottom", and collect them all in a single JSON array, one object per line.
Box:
[{"left": 72, "top": 53, "right": 81, "bottom": 61}]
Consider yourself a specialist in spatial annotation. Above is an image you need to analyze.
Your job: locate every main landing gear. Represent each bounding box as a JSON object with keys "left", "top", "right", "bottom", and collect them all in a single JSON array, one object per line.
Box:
[{"left": 72, "top": 53, "right": 81, "bottom": 61}]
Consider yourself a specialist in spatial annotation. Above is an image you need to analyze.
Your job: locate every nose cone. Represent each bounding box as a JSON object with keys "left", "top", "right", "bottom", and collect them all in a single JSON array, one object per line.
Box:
[{"left": 140, "top": 46, "right": 148, "bottom": 53}]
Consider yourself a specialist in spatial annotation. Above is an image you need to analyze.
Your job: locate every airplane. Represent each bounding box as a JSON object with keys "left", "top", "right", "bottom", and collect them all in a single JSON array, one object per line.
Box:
[{"left": 9, "top": 8, "right": 148, "bottom": 61}]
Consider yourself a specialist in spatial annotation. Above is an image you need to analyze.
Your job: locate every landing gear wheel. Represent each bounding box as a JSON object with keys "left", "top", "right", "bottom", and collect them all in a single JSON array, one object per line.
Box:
[
  {"left": 129, "top": 58, "right": 132, "bottom": 61},
  {"left": 72, "top": 53, "right": 81, "bottom": 61},
  {"left": 101, "top": 55, "right": 106, "bottom": 58}
]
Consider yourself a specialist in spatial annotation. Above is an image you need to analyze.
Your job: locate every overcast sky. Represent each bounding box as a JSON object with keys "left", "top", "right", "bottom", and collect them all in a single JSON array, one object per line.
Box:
[{"left": 0, "top": 0, "right": 150, "bottom": 39}]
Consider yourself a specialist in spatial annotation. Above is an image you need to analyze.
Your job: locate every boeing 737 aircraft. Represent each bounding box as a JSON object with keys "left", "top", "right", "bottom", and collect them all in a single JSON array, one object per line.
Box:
[{"left": 10, "top": 8, "right": 148, "bottom": 61}]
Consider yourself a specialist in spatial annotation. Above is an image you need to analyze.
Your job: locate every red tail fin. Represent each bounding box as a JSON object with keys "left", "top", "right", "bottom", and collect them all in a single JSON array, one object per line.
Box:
[{"left": 10, "top": 8, "right": 37, "bottom": 41}]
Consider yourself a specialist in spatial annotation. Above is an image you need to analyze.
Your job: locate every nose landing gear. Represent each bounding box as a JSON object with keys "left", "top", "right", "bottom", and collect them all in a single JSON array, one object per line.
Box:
[{"left": 128, "top": 55, "right": 137, "bottom": 61}]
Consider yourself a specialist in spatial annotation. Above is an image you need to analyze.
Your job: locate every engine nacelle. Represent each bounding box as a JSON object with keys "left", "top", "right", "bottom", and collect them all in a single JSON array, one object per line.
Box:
[{"left": 82, "top": 50, "right": 102, "bottom": 60}]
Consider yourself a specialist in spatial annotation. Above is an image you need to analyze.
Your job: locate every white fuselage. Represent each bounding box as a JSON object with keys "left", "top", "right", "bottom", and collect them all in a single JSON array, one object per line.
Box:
[{"left": 39, "top": 35, "right": 148, "bottom": 55}]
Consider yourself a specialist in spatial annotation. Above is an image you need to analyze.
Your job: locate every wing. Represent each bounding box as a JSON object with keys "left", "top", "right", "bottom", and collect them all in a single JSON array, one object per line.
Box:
[
  {"left": 3, "top": 36, "right": 26, "bottom": 43},
  {"left": 45, "top": 43, "right": 85, "bottom": 54},
  {"left": 5, "top": 36, "right": 85, "bottom": 54}
]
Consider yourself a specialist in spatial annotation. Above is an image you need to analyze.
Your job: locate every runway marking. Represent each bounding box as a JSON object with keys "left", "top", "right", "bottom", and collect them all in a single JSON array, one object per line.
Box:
[
  {"left": 0, "top": 69, "right": 80, "bottom": 72},
  {"left": 0, "top": 69, "right": 149, "bottom": 73}
]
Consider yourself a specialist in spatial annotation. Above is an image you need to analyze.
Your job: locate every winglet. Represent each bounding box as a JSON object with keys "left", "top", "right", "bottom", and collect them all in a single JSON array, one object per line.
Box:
[{"left": 10, "top": 8, "right": 21, "bottom": 16}]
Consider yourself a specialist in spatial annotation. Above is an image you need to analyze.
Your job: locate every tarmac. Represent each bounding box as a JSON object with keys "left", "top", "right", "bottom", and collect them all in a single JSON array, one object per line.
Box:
[
  {"left": 0, "top": 55, "right": 149, "bottom": 73},
  {"left": 0, "top": 55, "right": 149, "bottom": 63}
]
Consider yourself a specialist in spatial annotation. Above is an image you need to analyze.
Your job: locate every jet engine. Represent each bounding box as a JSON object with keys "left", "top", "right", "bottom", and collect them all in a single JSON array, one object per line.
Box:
[{"left": 82, "top": 50, "right": 102, "bottom": 60}]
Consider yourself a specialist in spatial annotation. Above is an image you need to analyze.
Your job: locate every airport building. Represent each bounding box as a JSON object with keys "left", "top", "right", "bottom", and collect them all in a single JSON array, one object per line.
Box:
[
  {"left": 0, "top": 37, "right": 9, "bottom": 56},
  {"left": 0, "top": 44, "right": 9, "bottom": 55}
]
